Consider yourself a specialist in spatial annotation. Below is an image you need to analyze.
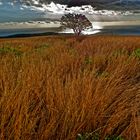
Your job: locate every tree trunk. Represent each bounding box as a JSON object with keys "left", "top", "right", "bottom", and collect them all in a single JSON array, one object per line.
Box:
[{"left": 73, "top": 29, "right": 81, "bottom": 36}]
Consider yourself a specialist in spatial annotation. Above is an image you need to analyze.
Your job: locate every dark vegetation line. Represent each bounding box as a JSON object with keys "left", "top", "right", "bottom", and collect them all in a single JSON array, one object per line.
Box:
[{"left": 0, "top": 32, "right": 60, "bottom": 39}]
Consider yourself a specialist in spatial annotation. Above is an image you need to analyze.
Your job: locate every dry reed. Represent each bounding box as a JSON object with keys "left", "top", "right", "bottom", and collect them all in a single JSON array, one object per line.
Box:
[{"left": 0, "top": 36, "right": 140, "bottom": 140}]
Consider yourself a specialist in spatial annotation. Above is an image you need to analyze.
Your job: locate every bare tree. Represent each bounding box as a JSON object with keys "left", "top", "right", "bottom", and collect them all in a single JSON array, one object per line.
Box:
[{"left": 61, "top": 13, "right": 92, "bottom": 36}]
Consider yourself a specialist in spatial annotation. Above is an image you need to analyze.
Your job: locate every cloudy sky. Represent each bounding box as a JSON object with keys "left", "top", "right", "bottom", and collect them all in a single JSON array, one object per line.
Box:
[
  {"left": 65, "top": 0, "right": 140, "bottom": 10},
  {"left": 1, "top": 0, "right": 140, "bottom": 10},
  {"left": 0, "top": 0, "right": 140, "bottom": 23}
]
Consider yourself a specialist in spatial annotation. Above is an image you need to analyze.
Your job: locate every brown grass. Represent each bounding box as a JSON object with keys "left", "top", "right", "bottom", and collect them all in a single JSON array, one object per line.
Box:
[{"left": 0, "top": 36, "right": 140, "bottom": 140}]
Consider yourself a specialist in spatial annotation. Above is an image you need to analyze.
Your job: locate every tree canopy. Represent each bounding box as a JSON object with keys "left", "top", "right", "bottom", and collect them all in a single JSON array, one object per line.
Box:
[{"left": 61, "top": 13, "right": 92, "bottom": 36}]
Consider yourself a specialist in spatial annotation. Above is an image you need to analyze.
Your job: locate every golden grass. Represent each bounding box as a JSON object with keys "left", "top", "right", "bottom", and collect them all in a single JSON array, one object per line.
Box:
[{"left": 0, "top": 36, "right": 140, "bottom": 140}]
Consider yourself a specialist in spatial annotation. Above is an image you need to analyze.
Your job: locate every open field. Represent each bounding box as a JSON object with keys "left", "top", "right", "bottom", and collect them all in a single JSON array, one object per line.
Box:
[{"left": 0, "top": 36, "right": 140, "bottom": 140}]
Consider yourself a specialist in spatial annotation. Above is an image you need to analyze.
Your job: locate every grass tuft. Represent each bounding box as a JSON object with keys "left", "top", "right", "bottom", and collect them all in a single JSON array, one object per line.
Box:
[{"left": 0, "top": 36, "right": 140, "bottom": 140}]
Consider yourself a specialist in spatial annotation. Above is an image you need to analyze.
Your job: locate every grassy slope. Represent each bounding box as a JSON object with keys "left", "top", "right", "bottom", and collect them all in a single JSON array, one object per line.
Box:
[{"left": 0, "top": 36, "right": 140, "bottom": 140}]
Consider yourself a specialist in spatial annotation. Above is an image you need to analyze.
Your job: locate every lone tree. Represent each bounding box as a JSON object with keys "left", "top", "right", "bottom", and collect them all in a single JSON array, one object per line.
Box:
[{"left": 61, "top": 13, "right": 92, "bottom": 36}]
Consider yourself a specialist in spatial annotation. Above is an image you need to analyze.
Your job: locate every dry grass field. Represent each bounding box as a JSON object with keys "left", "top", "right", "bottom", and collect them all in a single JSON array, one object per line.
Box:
[{"left": 0, "top": 36, "right": 140, "bottom": 140}]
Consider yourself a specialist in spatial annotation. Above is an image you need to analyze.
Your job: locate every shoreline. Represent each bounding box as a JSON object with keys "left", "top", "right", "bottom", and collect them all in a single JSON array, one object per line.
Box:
[
  {"left": 1, "top": 20, "right": 140, "bottom": 37},
  {"left": 1, "top": 31, "right": 140, "bottom": 39},
  {"left": 1, "top": 34, "right": 140, "bottom": 42},
  {"left": 1, "top": 20, "right": 140, "bottom": 29}
]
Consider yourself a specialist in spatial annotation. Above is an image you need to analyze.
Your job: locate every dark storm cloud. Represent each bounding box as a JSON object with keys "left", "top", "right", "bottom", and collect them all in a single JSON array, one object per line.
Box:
[{"left": 11, "top": 0, "right": 140, "bottom": 10}]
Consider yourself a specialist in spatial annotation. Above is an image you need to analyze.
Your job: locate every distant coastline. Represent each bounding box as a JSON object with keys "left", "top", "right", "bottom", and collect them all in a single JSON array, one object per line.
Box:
[
  {"left": 1, "top": 20, "right": 140, "bottom": 29},
  {"left": 1, "top": 20, "right": 140, "bottom": 37}
]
